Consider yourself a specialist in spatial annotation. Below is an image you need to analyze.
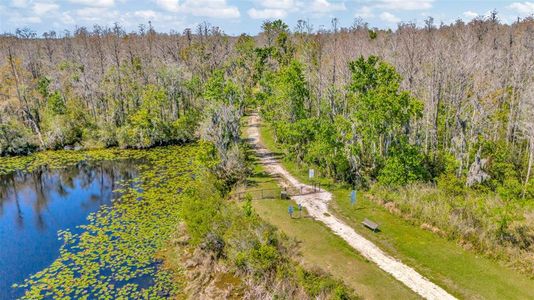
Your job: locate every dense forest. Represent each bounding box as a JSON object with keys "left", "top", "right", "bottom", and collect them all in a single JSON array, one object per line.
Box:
[{"left": 1, "top": 15, "right": 533, "bottom": 275}]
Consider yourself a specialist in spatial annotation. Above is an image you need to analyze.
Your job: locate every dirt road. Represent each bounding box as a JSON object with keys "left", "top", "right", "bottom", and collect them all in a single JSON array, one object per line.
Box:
[{"left": 247, "top": 113, "right": 456, "bottom": 300}]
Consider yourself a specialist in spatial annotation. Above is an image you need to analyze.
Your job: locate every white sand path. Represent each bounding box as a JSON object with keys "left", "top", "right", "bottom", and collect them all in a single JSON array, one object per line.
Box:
[{"left": 247, "top": 113, "right": 456, "bottom": 300}]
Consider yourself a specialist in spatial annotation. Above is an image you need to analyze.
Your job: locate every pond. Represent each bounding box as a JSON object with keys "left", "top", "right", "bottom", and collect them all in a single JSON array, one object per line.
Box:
[{"left": 0, "top": 161, "right": 139, "bottom": 299}]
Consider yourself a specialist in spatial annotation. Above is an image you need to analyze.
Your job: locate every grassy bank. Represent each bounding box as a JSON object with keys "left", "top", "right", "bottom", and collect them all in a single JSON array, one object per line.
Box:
[{"left": 257, "top": 117, "right": 534, "bottom": 300}]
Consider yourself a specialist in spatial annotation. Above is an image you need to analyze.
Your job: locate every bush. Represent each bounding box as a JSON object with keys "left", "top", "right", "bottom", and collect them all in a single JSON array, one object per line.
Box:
[
  {"left": 42, "top": 98, "right": 90, "bottom": 149},
  {"left": 0, "top": 122, "right": 37, "bottom": 156},
  {"left": 116, "top": 123, "right": 154, "bottom": 149},
  {"left": 378, "top": 141, "right": 429, "bottom": 186},
  {"left": 243, "top": 193, "right": 253, "bottom": 217},
  {"left": 84, "top": 123, "right": 118, "bottom": 148},
  {"left": 200, "top": 232, "right": 225, "bottom": 258},
  {"left": 437, "top": 172, "right": 466, "bottom": 196},
  {"left": 170, "top": 112, "right": 200, "bottom": 143},
  {"left": 236, "top": 244, "right": 280, "bottom": 276},
  {"left": 181, "top": 176, "right": 223, "bottom": 245},
  {"left": 297, "top": 267, "right": 355, "bottom": 299},
  {"left": 43, "top": 115, "right": 84, "bottom": 149},
  {"left": 215, "top": 143, "right": 249, "bottom": 189}
]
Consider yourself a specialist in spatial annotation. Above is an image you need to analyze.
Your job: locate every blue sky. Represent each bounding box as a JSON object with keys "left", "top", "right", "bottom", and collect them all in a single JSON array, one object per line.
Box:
[{"left": 1, "top": 1, "right": 534, "bottom": 35}]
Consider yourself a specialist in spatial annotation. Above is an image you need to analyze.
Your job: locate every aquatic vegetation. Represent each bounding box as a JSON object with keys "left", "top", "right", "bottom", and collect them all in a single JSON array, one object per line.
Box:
[
  {"left": 11, "top": 144, "right": 219, "bottom": 299},
  {"left": 0, "top": 148, "right": 147, "bottom": 176}
]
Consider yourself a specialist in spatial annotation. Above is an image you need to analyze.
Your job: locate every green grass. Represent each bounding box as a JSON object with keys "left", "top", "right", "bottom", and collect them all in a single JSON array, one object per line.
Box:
[
  {"left": 256, "top": 117, "right": 534, "bottom": 300},
  {"left": 246, "top": 163, "right": 419, "bottom": 299}
]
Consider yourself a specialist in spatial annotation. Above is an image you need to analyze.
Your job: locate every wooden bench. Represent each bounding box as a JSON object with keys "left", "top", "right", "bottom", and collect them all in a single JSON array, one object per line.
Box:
[{"left": 362, "top": 218, "right": 379, "bottom": 232}]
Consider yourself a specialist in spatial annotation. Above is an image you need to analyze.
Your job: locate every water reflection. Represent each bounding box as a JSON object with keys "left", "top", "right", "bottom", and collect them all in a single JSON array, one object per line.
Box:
[{"left": 0, "top": 160, "right": 139, "bottom": 300}]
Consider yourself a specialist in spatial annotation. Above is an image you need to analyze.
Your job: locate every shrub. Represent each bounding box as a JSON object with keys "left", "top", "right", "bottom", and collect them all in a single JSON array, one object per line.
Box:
[
  {"left": 437, "top": 172, "right": 466, "bottom": 196},
  {"left": 41, "top": 98, "right": 91, "bottom": 149},
  {"left": 43, "top": 115, "right": 84, "bottom": 149},
  {"left": 170, "top": 112, "right": 200, "bottom": 143},
  {"left": 181, "top": 177, "right": 222, "bottom": 245},
  {"left": 238, "top": 244, "right": 280, "bottom": 276},
  {"left": 243, "top": 193, "right": 253, "bottom": 217},
  {"left": 85, "top": 124, "right": 118, "bottom": 148},
  {"left": 200, "top": 232, "right": 225, "bottom": 258},
  {"left": 297, "top": 267, "right": 356, "bottom": 299},
  {"left": 378, "top": 141, "right": 429, "bottom": 186},
  {"left": 0, "top": 121, "right": 37, "bottom": 156}
]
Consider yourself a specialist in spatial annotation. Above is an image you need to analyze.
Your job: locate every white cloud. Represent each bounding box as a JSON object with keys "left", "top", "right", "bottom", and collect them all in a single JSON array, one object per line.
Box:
[
  {"left": 124, "top": 10, "right": 185, "bottom": 30},
  {"left": 309, "top": 0, "right": 346, "bottom": 14},
  {"left": 355, "top": 0, "right": 431, "bottom": 22},
  {"left": 75, "top": 7, "right": 119, "bottom": 22},
  {"left": 463, "top": 11, "right": 479, "bottom": 18},
  {"left": 10, "top": 14, "right": 42, "bottom": 24},
  {"left": 247, "top": 8, "right": 287, "bottom": 19},
  {"left": 355, "top": 6, "right": 374, "bottom": 18},
  {"left": 11, "top": 0, "right": 29, "bottom": 8},
  {"left": 33, "top": 3, "right": 60, "bottom": 16},
  {"left": 509, "top": 2, "right": 534, "bottom": 15},
  {"left": 380, "top": 11, "right": 400, "bottom": 23},
  {"left": 68, "top": 0, "right": 116, "bottom": 7},
  {"left": 260, "top": 0, "right": 298, "bottom": 10},
  {"left": 155, "top": 0, "right": 180, "bottom": 12},
  {"left": 60, "top": 12, "right": 76, "bottom": 25},
  {"left": 1, "top": 0, "right": 189, "bottom": 33},
  {"left": 134, "top": 10, "right": 158, "bottom": 19},
  {"left": 248, "top": 0, "right": 342, "bottom": 19},
  {"left": 375, "top": 0, "right": 434, "bottom": 11},
  {"left": 184, "top": 0, "right": 240, "bottom": 18},
  {"left": 71, "top": 7, "right": 180, "bottom": 29},
  {"left": 155, "top": 0, "right": 240, "bottom": 19}
]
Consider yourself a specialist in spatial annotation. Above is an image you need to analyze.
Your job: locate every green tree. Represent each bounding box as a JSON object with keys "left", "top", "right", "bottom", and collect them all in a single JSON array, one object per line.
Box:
[
  {"left": 264, "top": 60, "right": 309, "bottom": 123},
  {"left": 204, "top": 69, "right": 240, "bottom": 106},
  {"left": 378, "top": 139, "right": 430, "bottom": 186},
  {"left": 347, "top": 56, "right": 423, "bottom": 176},
  {"left": 118, "top": 85, "right": 169, "bottom": 148},
  {"left": 260, "top": 20, "right": 294, "bottom": 67},
  {"left": 47, "top": 91, "right": 66, "bottom": 115}
]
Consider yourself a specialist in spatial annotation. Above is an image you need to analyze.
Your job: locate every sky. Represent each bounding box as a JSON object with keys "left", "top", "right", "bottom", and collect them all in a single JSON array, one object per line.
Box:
[{"left": 1, "top": 0, "right": 534, "bottom": 36}]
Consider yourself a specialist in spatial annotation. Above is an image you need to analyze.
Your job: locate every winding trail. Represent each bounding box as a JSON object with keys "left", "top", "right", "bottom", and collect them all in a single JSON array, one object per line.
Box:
[{"left": 247, "top": 113, "right": 456, "bottom": 300}]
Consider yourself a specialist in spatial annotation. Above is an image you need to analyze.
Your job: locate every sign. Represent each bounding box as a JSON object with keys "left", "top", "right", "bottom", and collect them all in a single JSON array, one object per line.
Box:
[
  {"left": 351, "top": 190, "right": 357, "bottom": 205},
  {"left": 309, "top": 169, "right": 315, "bottom": 179}
]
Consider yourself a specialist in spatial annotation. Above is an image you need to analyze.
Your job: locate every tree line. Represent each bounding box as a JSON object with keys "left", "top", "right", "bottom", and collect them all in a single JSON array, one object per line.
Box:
[{"left": 1, "top": 15, "right": 534, "bottom": 201}]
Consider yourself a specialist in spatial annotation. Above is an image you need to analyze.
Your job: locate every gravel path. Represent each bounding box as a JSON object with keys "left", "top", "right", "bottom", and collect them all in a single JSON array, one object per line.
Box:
[{"left": 247, "top": 113, "right": 456, "bottom": 300}]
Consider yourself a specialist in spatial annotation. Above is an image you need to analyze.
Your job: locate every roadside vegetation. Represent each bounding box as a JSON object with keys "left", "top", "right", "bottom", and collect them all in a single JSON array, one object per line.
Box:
[
  {"left": 174, "top": 167, "right": 357, "bottom": 299},
  {"left": 258, "top": 119, "right": 534, "bottom": 299},
  {"left": 243, "top": 152, "right": 418, "bottom": 299}
]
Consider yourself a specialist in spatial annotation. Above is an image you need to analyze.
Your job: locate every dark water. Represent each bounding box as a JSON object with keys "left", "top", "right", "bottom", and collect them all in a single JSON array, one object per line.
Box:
[{"left": 0, "top": 161, "right": 139, "bottom": 299}]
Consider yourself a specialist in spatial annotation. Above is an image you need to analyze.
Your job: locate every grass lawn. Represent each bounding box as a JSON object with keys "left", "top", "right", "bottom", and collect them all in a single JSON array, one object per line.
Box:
[
  {"left": 256, "top": 117, "right": 534, "bottom": 300},
  {"left": 246, "top": 163, "right": 419, "bottom": 299}
]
